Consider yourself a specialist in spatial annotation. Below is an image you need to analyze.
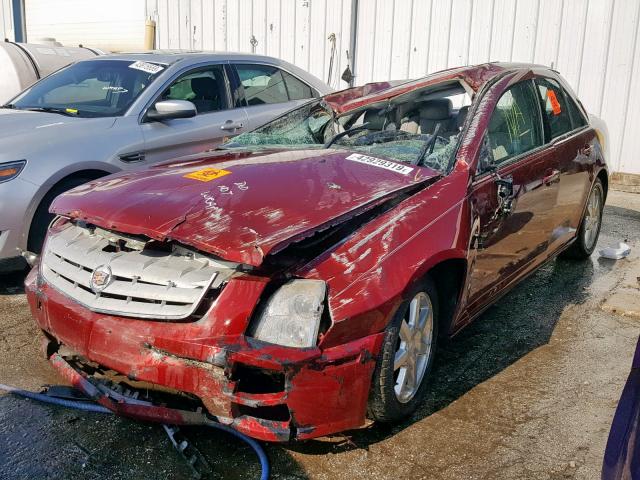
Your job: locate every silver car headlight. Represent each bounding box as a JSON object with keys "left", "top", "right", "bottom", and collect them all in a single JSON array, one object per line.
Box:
[
  {"left": 0, "top": 160, "right": 26, "bottom": 184},
  {"left": 250, "top": 279, "right": 327, "bottom": 348}
]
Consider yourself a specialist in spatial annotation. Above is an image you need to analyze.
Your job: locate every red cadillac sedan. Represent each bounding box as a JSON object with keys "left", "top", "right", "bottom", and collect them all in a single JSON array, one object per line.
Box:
[{"left": 26, "top": 63, "right": 608, "bottom": 442}]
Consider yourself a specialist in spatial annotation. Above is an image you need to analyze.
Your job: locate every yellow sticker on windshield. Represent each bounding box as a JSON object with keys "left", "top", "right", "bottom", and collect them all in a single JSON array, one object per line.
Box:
[
  {"left": 65, "top": 108, "right": 78, "bottom": 114},
  {"left": 184, "top": 168, "right": 231, "bottom": 182}
]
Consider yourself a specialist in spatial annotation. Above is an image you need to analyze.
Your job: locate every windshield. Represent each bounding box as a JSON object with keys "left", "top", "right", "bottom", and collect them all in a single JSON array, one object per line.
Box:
[
  {"left": 225, "top": 86, "right": 471, "bottom": 173},
  {"left": 8, "top": 60, "right": 165, "bottom": 118}
]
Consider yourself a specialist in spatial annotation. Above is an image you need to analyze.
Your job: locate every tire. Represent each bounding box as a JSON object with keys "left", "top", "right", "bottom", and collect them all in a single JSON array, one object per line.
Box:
[
  {"left": 368, "top": 277, "right": 439, "bottom": 423},
  {"left": 560, "top": 178, "right": 604, "bottom": 260},
  {"left": 28, "top": 177, "right": 95, "bottom": 254}
]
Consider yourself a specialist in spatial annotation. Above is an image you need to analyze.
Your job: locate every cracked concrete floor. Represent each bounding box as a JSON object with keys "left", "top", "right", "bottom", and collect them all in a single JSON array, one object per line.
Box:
[{"left": 0, "top": 190, "right": 639, "bottom": 480}]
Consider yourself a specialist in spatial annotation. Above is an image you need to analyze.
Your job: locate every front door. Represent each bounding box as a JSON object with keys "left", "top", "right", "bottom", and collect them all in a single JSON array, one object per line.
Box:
[
  {"left": 141, "top": 64, "right": 248, "bottom": 164},
  {"left": 465, "top": 79, "right": 560, "bottom": 314}
]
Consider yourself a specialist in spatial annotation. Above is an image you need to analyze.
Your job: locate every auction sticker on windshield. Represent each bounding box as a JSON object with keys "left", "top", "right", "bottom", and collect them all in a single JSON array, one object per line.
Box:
[
  {"left": 184, "top": 168, "right": 232, "bottom": 182},
  {"left": 346, "top": 153, "right": 414, "bottom": 175},
  {"left": 129, "top": 61, "right": 165, "bottom": 75}
]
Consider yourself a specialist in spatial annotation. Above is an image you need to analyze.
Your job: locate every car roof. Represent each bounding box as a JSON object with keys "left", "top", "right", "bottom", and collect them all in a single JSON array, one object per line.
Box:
[
  {"left": 83, "top": 50, "right": 296, "bottom": 66},
  {"left": 324, "top": 62, "right": 553, "bottom": 114}
]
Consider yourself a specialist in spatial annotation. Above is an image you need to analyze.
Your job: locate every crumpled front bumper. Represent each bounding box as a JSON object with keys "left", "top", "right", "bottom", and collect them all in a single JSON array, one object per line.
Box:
[{"left": 26, "top": 267, "right": 384, "bottom": 442}]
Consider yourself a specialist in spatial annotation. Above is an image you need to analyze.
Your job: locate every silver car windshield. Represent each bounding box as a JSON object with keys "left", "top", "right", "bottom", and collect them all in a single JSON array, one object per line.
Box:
[{"left": 8, "top": 60, "right": 165, "bottom": 118}]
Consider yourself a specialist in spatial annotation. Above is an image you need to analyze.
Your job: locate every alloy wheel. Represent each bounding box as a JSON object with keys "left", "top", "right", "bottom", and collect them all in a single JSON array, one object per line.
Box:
[{"left": 393, "top": 292, "right": 435, "bottom": 403}]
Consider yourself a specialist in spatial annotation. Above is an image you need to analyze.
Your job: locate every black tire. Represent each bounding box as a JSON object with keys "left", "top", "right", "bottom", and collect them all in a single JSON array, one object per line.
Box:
[
  {"left": 560, "top": 178, "right": 604, "bottom": 260},
  {"left": 28, "top": 177, "right": 95, "bottom": 253},
  {"left": 368, "top": 277, "right": 439, "bottom": 423}
]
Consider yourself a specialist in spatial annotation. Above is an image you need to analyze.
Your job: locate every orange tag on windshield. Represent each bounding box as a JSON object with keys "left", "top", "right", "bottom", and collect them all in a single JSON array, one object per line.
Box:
[
  {"left": 184, "top": 168, "right": 231, "bottom": 182},
  {"left": 547, "top": 90, "right": 562, "bottom": 115}
]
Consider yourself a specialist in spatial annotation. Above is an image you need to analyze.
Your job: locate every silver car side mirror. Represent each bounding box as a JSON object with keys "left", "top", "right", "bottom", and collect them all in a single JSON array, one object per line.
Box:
[{"left": 146, "top": 100, "right": 197, "bottom": 122}]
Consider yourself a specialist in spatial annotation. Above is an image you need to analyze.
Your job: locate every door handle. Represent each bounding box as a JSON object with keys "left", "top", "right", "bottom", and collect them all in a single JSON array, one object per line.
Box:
[
  {"left": 543, "top": 169, "right": 560, "bottom": 186},
  {"left": 221, "top": 120, "right": 244, "bottom": 131},
  {"left": 581, "top": 145, "right": 594, "bottom": 156}
]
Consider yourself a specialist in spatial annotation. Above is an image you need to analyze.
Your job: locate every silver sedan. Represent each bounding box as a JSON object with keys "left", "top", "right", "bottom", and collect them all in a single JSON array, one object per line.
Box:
[{"left": 0, "top": 51, "right": 331, "bottom": 269}]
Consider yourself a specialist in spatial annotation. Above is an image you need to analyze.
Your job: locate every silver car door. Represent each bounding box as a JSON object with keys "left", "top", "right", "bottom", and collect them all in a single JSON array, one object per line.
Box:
[{"left": 141, "top": 63, "right": 248, "bottom": 164}]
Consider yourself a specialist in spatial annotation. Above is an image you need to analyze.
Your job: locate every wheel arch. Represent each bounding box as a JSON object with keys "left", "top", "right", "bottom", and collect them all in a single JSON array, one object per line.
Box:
[
  {"left": 597, "top": 167, "right": 609, "bottom": 202},
  {"left": 26, "top": 168, "right": 115, "bottom": 248}
]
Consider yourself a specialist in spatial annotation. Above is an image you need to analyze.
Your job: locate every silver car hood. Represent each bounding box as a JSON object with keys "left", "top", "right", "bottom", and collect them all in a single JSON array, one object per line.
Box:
[{"left": 0, "top": 109, "right": 117, "bottom": 161}]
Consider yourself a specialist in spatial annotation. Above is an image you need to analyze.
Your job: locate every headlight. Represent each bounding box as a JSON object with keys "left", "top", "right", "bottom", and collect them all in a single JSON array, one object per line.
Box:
[
  {"left": 250, "top": 279, "right": 326, "bottom": 348},
  {"left": 0, "top": 160, "right": 26, "bottom": 184}
]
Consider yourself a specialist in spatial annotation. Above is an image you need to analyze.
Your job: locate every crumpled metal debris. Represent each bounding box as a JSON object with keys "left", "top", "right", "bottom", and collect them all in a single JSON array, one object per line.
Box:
[{"left": 599, "top": 242, "right": 631, "bottom": 260}]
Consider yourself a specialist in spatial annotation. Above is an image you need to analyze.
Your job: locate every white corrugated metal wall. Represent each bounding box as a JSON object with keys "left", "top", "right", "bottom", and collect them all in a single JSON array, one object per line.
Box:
[
  {"left": 352, "top": 0, "right": 640, "bottom": 176},
  {"left": 146, "top": 0, "right": 354, "bottom": 91},
  {"left": 23, "top": 0, "right": 618, "bottom": 176},
  {"left": 0, "top": 0, "right": 15, "bottom": 40},
  {"left": 24, "top": 0, "right": 147, "bottom": 51}
]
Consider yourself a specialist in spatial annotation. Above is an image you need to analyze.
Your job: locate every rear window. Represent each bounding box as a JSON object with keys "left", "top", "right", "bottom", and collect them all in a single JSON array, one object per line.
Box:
[
  {"left": 535, "top": 78, "right": 573, "bottom": 140},
  {"left": 565, "top": 92, "right": 588, "bottom": 129},
  {"left": 237, "top": 65, "right": 289, "bottom": 105},
  {"left": 282, "top": 71, "right": 314, "bottom": 100}
]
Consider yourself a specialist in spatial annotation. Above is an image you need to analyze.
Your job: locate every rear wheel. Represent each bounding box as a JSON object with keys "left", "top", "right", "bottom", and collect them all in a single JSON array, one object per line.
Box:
[
  {"left": 368, "top": 278, "right": 438, "bottom": 423},
  {"left": 561, "top": 178, "right": 604, "bottom": 259}
]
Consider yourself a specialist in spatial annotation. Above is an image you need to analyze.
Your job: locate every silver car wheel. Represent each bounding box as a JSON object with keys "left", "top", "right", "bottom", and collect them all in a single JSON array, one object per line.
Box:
[
  {"left": 394, "top": 292, "right": 435, "bottom": 404},
  {"left": 583, "top": 184, "right": 603, "bottom": 250}
]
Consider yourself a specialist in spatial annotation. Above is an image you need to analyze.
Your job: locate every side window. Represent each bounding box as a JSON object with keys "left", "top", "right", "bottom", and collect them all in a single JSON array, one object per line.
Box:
[
  {"left": 236, "top": 65, "right": 289, "bottom": 105},
  {"left": 535, "top": 78, "right": 573, "bottom": 139},
  {"left": 161, "top": 65, "right": 228, "bottom": 114},
  {"left": 282, "top": 71, "right": 315, "bottom": 100},
  {"left": 486, "top": 81, "right": 543, "bottom": 165},
  {"left": 564, "top": 91, "right": 588, "bottom": 129}
]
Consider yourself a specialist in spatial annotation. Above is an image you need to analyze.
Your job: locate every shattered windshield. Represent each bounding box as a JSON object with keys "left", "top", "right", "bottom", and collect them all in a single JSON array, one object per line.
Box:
[{"left": 225, "top": 85, "right": 471, "bottom": 173}]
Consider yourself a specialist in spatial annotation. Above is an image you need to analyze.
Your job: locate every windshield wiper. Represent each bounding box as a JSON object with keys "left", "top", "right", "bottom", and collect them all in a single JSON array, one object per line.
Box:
[
  {"left": 324, "top": 122, "right": 371, "bottom": 148},
  {"left": 22, "top": 107, "right": 79, "bottom": 117},
  {"left": 1, "top": 104, "right": 15, "bottom": 109},
  {"left": 413, "top": 123, "right": 443, "bottom": 166}
]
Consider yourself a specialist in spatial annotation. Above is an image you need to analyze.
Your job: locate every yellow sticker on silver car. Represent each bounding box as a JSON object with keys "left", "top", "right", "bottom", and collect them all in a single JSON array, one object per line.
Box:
[
  {"left": 184, "top": 168, "right": 232, "bottom": 182},
  {"left": 345, "top": 153, "right": 414, "bottom": 175}
]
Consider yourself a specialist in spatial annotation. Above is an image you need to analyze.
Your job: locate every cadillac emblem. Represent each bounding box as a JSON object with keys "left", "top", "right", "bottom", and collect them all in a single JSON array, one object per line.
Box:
[{"left": 90, "top": 265, "right": 113, "bottom": 293}]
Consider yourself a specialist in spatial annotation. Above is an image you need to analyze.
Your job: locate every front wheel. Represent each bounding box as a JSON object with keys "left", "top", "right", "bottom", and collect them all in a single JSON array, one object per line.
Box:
[
  {"left": 561, "top": 178, "right": 604, "bottom": 259},
  {"left": 368, "top": 278, "right": 439, "bottom": 423}
]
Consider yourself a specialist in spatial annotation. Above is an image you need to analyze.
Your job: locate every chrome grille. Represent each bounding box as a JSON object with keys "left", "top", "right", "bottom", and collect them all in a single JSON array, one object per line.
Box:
[{"left": 41, "top": 223, "right": 237, "bottom": 320}]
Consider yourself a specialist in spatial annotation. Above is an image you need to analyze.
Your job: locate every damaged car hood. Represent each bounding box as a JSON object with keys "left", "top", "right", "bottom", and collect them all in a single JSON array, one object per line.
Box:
[{"left": 50, "top": 148, "right": 439, "bottom": 266}]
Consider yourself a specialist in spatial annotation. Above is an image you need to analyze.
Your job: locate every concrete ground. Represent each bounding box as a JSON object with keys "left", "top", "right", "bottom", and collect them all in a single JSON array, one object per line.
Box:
[{"left": 0, "top": 190, "right": 639, "bottom": 480}]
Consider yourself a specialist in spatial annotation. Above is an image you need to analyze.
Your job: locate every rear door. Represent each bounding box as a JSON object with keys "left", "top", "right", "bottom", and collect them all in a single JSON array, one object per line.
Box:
[
  {"left": 140, "top": 63, "right": 248, "bottom": 165},
  {"left": 465, "top": 79, "right": 559, "bottom": 313},
  {"left": 533, "top": 77, "right": 594, "bottom": 251},
  {"left": 231, "top": 64, "right": 319, "bottom": 131}
]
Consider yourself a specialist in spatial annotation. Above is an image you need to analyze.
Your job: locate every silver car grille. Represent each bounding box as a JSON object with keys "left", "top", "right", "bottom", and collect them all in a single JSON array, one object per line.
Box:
[{"left": 41, "top": 222, "right": 237, "bottom": 320}]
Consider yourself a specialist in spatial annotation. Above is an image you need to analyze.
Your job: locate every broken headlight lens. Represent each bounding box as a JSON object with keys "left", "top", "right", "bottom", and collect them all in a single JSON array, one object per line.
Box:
[
  {"left": 0, "top": 160, "right": 26, "bottom": 184},
  {"left": 250, "top": 279, "right": 326, "bottom": 348}
]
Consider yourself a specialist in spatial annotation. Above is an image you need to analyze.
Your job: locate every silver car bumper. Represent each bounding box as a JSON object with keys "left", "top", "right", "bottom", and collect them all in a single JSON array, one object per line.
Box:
[{"left": 0, "top": 178, "right": 39, "bottom": 262}]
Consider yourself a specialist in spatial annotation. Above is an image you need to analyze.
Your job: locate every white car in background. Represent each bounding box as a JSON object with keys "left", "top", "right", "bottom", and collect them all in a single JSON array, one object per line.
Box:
[{"left": 0, "top": 51, "right": 331, "bottom": 270}]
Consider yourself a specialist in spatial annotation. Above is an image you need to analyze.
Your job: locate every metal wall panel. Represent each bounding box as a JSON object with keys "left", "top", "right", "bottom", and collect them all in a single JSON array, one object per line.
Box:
[
  {"left": 148, "top": 0, "right": 640, "bottom": 174},
  {"left": 147, "top": 0, "right": 354, "bottom": 90},
  {"left": 353, "top": 0, "right": 639, "bottom": 174},
  {"left": 0, "top": 0, "right": 14, "bottom": 41},
  {"left": 25, "top": 0, "right": 146, "bottom": 51}
]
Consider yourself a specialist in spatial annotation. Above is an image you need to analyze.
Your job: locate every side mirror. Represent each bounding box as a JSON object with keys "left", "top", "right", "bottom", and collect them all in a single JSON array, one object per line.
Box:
[{"left": 145, "top": 100, "right": 197, "bottom": 122}]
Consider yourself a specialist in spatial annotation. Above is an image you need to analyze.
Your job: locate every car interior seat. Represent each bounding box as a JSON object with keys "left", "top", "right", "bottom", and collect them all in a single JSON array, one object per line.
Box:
[
  {"left": 191, "top": 77, "right": 220, "bottom": 113},
  {"left": 419, "top": 98, "right": 453, "bottom": 135},
  {"left": 455, "top": 105, "right": 470, "bottom": 132},
  {"left": 364, "top": 108, "right": 396, "bottom": 131}
]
